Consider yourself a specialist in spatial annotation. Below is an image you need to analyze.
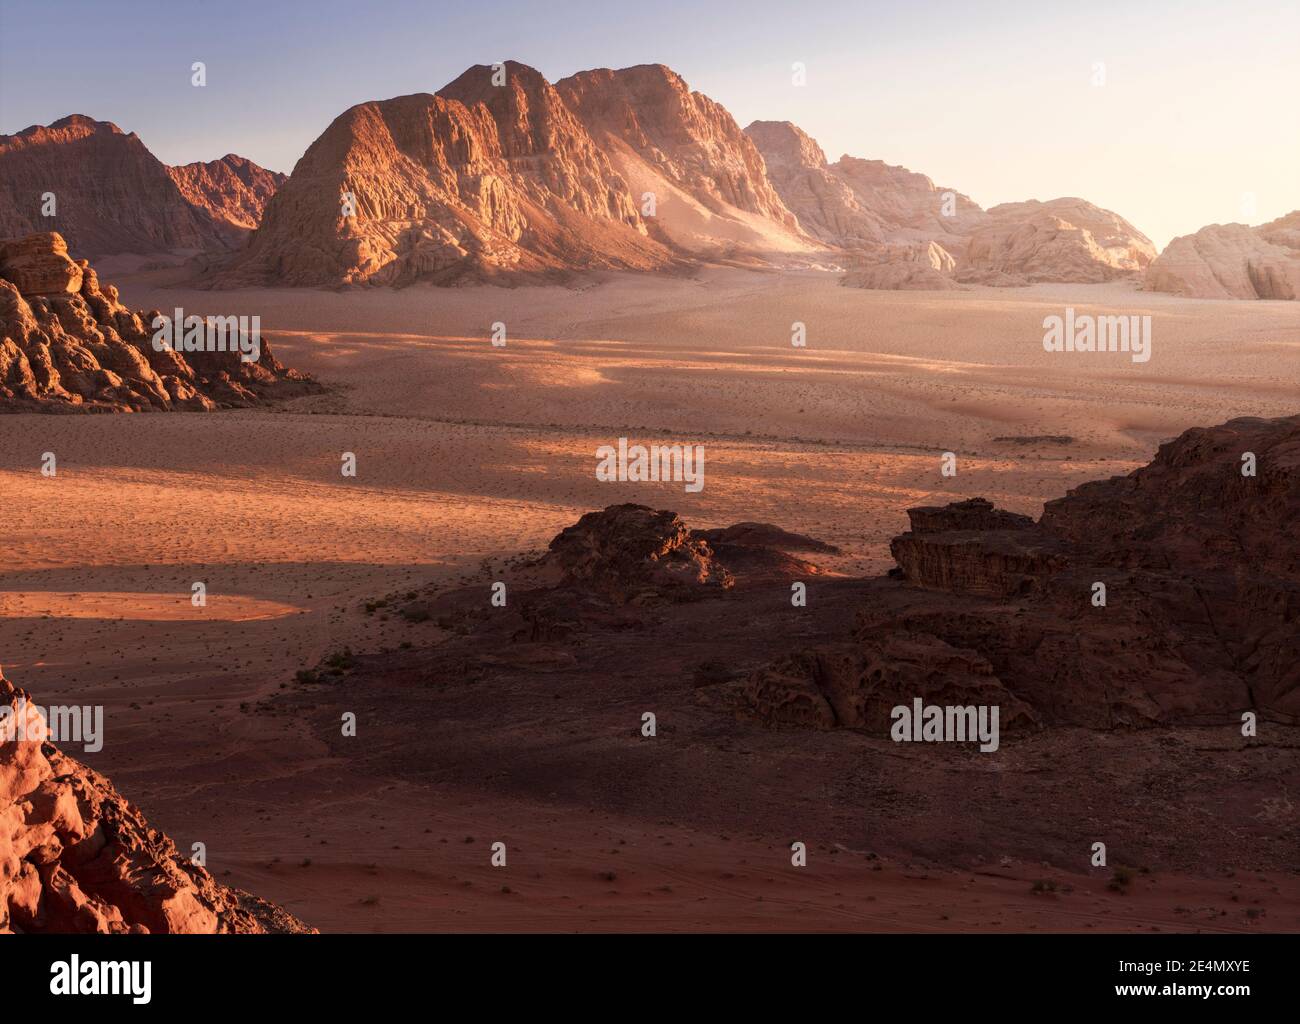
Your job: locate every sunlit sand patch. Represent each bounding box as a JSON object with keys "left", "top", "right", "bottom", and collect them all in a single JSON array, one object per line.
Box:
[{"left": 0, "top": 591, "right": 302, "bottom": 622}]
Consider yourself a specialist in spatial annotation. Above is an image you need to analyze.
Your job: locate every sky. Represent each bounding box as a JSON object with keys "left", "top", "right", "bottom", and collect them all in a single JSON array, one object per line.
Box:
[{"left": 2, "top": 0, "right": 1297, "bottom": 250}]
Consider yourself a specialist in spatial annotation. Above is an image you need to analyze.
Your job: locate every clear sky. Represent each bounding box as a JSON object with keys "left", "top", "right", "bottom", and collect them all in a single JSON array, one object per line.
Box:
[{"left": 2, "top": 0, "right": 1296, "bottom": 249}]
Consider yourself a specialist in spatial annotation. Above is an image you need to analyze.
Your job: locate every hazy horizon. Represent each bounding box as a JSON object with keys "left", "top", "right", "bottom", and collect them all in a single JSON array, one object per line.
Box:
[{"left": 2, "top": 0, "right": 1297, "bottom": 250}]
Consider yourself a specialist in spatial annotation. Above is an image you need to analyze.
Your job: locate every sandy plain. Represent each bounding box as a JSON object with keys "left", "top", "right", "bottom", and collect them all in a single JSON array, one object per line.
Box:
[{"left": 1, "top": 267, "right": 1297, "bottom": 931}]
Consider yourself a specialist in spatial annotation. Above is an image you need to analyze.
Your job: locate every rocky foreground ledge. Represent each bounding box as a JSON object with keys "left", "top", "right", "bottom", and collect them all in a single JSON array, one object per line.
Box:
[
  {"left": 0, "top": 231, "right": 320, "bottom": 412},
  {"left": 1, "top": 669, "right": 313, "bottom": 933}
]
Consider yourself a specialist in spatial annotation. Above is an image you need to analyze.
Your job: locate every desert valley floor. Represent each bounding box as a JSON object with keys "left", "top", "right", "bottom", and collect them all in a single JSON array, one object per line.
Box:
[{"left": 2, "top": 267, "right": 1298, "bottom": 932}]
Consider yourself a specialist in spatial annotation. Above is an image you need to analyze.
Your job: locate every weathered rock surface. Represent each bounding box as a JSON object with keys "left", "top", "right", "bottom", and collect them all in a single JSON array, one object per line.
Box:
[
  {"left": 0, "top": 232, "right": 320, "bottom": 412},
  {"left": 221, "top": 63, "right": 676, "bottom": 287},
  {"left": 166, "top": 153, "right": 287, "bottom": 234},
  {"left": 959, "top": 199, "right": 1156, "bottom": 284},
  {"left": 0, "top": 232, "right": 84, "bottom": 294},
  {"left": 1145, "top": 212, "right": 1300, "bottom": 299},
  {"left": 743, "top": 121, "right": 887, "bottom": 247},
  {"left": 0, "top": 115, "right": 279, "bottom": 256},
  {"left": 543, "top": 504, "right": 737, "bottom": 604},
  {"left": 557, "top": 69, "right": 813, "bottom": 256},
  {"left": 745, "top": 415, "right": 1300, "bottom": 731},
  {"left": 1, "top": 668, "right": 313, "bottom": 933},
  {"left": 828, "top": 154, "right": 989, "bottom": 245},
  {"left": 841, "top": 240, "right": 962, "bottom": 290},
  {"left": 745, "top": 122, "right": 1155, "bottom": 288}
]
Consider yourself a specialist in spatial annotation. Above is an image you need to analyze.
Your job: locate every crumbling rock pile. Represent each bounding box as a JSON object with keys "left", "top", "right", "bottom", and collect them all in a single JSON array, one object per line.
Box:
[{"left": 0, "top": 232, "right": 319, "bottom": 412}]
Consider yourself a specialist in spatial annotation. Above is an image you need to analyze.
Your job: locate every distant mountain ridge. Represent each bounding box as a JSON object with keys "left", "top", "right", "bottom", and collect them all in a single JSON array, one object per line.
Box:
[
  {"left": 3, "top": 64, "right": 1212, "bottom": 290},
  {"left": 218, "top": 61, "right": 1156, "bottom": 288},
  {"left": 0, "top": 115, "right": 285, "bottom": 257}
]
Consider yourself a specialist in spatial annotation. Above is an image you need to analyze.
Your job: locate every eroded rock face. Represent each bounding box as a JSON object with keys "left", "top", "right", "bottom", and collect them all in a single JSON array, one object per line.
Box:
[
  {"left": 0, "top": 232, "right": 84, "bottom": 294},
  {"left": 1145, "top": 213, "right": 1300, "bottom": 299},
  {"left": 0, "top": 115, "right": 271, "bottom": 256},
  {"left": 743, "top": 416, "right": 1300, "bottom": 731},
  {"left": 745, "top": 122, "right": 1155, "bottom": 289},
  {"left": 743, "top": 121, "right": 886, "bottom": 247},
  {"left": 0, "top": 669, "right": 313, "bottom": 933},
  {"left": 557, "top": 68, "right": 812, "bottom": 255},
  {"left": 222, "top": 63, "right": 677, "bottom": 287},
  {"left": 0, "top": 232, "right": 320, "bottom": 412},
  {"left": 558, "top": 67, "right": 795, "bottom": 227},
  {"left": 166, "top": 154, "right": 287, "bottom": 234},
  {"left": 959, "top": 199, "right": 1156, "bottom": 284}
]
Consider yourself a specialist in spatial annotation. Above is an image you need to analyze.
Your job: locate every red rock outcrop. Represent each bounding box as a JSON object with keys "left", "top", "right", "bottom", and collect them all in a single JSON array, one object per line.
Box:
[
  {"left": 743, "top": 415, "right": 1300, "bottom": 731},
  {"left": 0, "top": 115, "right": 275, "bottom": 256},
  {"left": 556, "top": 68, "right": 813, "bottom": 256},
  {"left": 0, "top": 232, "right": 319, "bottom": 411},
  {"left": 544, "top": 504, "right": 736, "bottom": 604},
  {"left": 540, "top": 504, "right": 838, "bottom": 605},
  {"left": 1, "top": 668, "right": 312, "bottom": 933},
  {"left": 1145, "top": 212, "right": 1300, "bottom": 299},
  {"left": 166, "top": 153, "right": 287, "bottom": 234}
]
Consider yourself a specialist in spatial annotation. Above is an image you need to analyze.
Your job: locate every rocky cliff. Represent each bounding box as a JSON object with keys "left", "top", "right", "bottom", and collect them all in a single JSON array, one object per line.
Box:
[
  {"left": 220, "top": 62, "right": 677, "bottom": 287},
  {"left": 1, "top": 667, "right": 313, "bottom": 933},
  {"left": 557, "top": 68, "right": 813, "bottom": 256}
]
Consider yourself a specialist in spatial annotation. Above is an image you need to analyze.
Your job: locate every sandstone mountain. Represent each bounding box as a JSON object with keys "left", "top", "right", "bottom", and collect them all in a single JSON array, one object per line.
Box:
[
  {"left": 1145, "top": 210, "right": 1300, "bottom": 299},
  {"left": 0, "top": 232, "right": 319, "bottom": 411},
  {"left": 167, "top": 153, "right": 287, "bottom": 234},
  {"left": 745, "top": 119, "right": 987, "bottom": 251},
  {"left": 220, "top": 62, "right": 676, "bottom": 287},
  {"left": 208, "top": 61, "right": 1161, "bottom": 287},
  {"left": 745, "top": 120, "right": 1155, "bottom": 289},
  {"left": 556, "top": 67, "right": 815, "bottom": 257},
  {"left": 0, "top": 115, "right": 283, "bottom": 256},
  {"left": 743, "top": 121, "right": 890, "bottom": 247},
  {"left": 1, "top": 667, "right": 313, "bottom": 933}
]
